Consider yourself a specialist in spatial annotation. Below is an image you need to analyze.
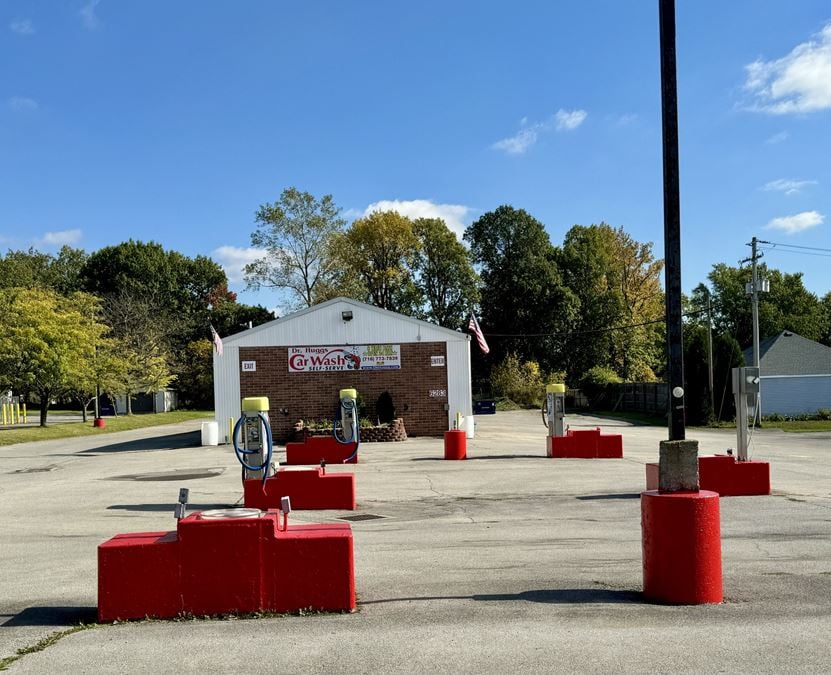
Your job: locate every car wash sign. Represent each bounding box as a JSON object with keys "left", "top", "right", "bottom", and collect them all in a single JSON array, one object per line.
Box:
[{"left": 288, "top": 344, "right": 401, "bottom": 372}]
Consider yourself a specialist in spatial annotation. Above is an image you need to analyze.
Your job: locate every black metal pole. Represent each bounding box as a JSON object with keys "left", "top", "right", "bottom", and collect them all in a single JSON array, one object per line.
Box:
[{"left": 659, "top": 0, "right": 685, "bottom": 440}]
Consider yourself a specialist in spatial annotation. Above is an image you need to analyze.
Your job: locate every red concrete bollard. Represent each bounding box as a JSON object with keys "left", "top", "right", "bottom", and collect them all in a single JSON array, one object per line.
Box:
[
  {"left": 444, "top": 430, "right": 466, "bottom": 460},
  {"left": 243, "top": 468, "right": 356, "bottom": 510},
  {"left": 93, "top": 418, "right": 106, "bottom": 428},
  {"left": 641, "top": 489, "right": 723, "bottom": 604}
]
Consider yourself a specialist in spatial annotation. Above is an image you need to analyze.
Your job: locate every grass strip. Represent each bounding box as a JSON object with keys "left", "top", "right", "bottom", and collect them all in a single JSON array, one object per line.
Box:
[{"left": 0, "top": 410, "right": 214, "bottom": 446}]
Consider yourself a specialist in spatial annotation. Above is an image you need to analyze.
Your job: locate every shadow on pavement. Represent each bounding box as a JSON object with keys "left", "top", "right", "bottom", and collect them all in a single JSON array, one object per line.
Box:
[
  {"left": 3, "top": 606, "right": 98, "bottom": 627},
  {"left": 81, "top": 431, "right": 200, "bottom": 454},
  {"left": 362, "top": 588, "right": 641, "bottom": 605},
  {"left": 107, "top": 503, "right": 233, "bottom": 512},
  {"left": 410, "top": 454, "right": 542, "bottom": 461},
  {"left": 575, "top": 493, "right": 641, "bottom": 501}
]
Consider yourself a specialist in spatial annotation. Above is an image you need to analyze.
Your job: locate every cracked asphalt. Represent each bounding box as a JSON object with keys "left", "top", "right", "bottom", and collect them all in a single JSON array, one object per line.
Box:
[{"left": 1, "top": 411, "right": 830, "bottom": 673}]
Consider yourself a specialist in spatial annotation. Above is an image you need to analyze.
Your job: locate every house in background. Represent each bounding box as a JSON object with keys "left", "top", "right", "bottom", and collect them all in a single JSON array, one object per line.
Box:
[{"left": 742, "top": 331, "right": 831, "bottom": 416}]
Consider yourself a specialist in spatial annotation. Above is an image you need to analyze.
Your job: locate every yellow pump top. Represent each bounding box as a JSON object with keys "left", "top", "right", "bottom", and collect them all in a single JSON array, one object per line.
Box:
[
  {"left": 546, "top": 383, "right": 566, "bottom": 394},
  {"left": 241, "top": 396, "right": 269, "bottom": 413},
  {"left": 339, "top": 388, "right": 357, "bottom": 401}
]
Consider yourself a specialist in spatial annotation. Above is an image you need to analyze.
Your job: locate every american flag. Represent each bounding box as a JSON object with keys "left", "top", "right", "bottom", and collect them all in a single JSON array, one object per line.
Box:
[
  {"left": 468, "top": 314, "right": 490, "bottom": 354},
  {"left": 210, "top": 325, "right": 223, "bottom": 356}
]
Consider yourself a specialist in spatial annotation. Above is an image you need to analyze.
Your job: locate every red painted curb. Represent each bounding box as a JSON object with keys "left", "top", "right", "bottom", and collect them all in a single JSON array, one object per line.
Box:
[
  {"left": 641, "top": 490, "right": 723, "bottom": 604},
  {"left": 443, "top": 430, "right": 466, "bottom": 460},
  {"left": 243, "top": 468, "right": 356, "bottom": 510}
]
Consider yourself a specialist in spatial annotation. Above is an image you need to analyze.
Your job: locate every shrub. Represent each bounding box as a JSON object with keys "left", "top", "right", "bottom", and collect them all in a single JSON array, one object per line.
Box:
[
  {"left": 579, "top": 366, "right": 622, "bottom": 407},
  {"left": 490, "top": 353, "right": 547, "bottom": 407}
]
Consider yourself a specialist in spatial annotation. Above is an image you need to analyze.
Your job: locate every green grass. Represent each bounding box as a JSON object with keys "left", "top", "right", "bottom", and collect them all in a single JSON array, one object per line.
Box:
[
  {"left": 584, "top": 410, "right": 831, "bottom": 433},
  {"left": 0, "top": 410, "right": 214, "bottom": 446},
  {"left": 0, "top": 624, "right": 98, "bottom": 671}
]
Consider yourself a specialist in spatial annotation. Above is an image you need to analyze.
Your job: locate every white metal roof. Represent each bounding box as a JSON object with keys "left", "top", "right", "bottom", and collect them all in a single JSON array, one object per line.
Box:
[{"left": 222, "top": 297, "right": 470, "bottom": 347}]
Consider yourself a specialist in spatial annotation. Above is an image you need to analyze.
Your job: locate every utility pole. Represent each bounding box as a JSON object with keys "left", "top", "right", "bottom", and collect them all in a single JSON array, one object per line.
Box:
[
  {"left": 706, "top": 291, "right": 714, "bottom": 418},
  {"left": 740, "top": 236, "right": 769, "bottom": 420},
  {"left": 659, "top": 0, "right": 685, "bottom": 441}
]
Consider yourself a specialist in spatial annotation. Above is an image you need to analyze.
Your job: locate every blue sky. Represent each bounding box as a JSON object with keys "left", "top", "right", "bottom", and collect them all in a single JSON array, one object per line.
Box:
[{"left": 2, "top": 0, "right": 830, "bottom": 312}]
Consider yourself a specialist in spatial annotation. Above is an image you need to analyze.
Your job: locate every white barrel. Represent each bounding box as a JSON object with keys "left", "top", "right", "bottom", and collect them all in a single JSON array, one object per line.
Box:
[
  {"left": 201, "top": 421, "right": 219, "bottom": 446},
  {"left": 465, "top": 415, "right": 475, "bottom": 439}
]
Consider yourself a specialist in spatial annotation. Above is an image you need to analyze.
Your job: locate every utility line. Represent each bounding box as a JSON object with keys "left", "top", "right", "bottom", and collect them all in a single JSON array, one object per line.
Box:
[
  {"left": 484, "top": 308, "right": 707, "bottom": 339},
  {"left": 759, "top": 246, "right": 831, "bottom": 259},
  {"left": 762, "top": 240, "right": 831, "bottom": 253}
]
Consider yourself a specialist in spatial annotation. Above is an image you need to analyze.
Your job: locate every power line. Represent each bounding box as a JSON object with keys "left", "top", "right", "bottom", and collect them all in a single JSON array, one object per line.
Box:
[
  {"left": 759, "top": 245, "right": 831, "bottom": 259},
  {"left": 762, "top": 240, "right": 831, "bottom": 254},
  {"left": 483, "top": 308, "right": 707, "bottom": 339}
]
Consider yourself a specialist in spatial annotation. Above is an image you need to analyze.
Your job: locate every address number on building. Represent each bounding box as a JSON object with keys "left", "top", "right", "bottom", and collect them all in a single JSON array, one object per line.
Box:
[
  {"left": 241, "top": 361, "right": 257, "bottom": 372},
  {"left": 428, "top": 389, "right": 447, "bottom": 398}
]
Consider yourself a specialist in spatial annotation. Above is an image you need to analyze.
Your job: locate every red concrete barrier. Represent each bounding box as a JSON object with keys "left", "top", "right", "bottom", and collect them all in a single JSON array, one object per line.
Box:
[
  {"left": 243, "top": 468, "right": 356, "bottom": 510},
  {"left": 645, "top": 455, "right": 770, "bottom": 495},
  {"left": 547, "top": 428, "right": 623, "bottom": 458},
  {"left": 98, "top": 511, "right": 355, "bottom": 622},
  {"left": 641, "top": 490, "right": 722, "bottom": 604},
  {"left": 285, "top": 436, "right": 358, "bottom": 464},
  {"left": 443, "top": 430, "right": 466, "bottom": 460}
]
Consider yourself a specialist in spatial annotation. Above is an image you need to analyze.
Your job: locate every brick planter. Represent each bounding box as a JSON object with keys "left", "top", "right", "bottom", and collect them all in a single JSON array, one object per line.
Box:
[{"left": 293, "top": 418, "right": 407, "bottom": 443}]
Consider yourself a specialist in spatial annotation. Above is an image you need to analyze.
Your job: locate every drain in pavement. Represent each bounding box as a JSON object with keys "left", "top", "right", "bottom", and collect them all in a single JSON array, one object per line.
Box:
[
  {"left": 12, "top": 465, "right": 58, "bottom": 474},
  {"left": 338, "top": 514, "right": 387, "bottom": 522}
]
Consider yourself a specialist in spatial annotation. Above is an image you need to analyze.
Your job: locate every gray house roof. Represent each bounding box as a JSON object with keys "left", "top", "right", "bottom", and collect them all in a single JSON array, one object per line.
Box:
[{"left": 743, "top": 331, "right": 831, "bottom": 376}]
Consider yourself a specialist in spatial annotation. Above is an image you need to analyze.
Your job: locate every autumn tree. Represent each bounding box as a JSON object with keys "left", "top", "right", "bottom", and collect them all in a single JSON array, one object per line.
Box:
[
  {"left": 331, "top": 210, "right": 422, "bottom": 313},
  {"left": 0, "top": 288, "right": 109, "bottom": 426},
  {"left": 245, "top": 187, "right": 346, "bottom": 309},
  {"left": 412, "top": 217, "right": 480, "bottom": 329}
]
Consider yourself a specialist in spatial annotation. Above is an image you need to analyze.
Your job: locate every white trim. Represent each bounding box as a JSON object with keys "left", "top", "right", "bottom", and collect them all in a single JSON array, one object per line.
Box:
[{"left": 761, "top": 374, "right": 831, "bottom": 379}]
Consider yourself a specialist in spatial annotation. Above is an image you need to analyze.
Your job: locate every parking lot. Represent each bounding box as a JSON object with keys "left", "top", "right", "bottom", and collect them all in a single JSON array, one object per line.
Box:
[{"left": 1, "top": 411, "right": 830, "bottom": 673}]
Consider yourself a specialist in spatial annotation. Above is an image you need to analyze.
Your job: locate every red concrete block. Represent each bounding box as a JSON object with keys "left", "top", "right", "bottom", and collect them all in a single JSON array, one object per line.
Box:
[
  {"left": 243, "top": 468, "right": 356, "bottom": 510},
  {"left": 645, "top": 462, "right": 659, "bottom": 491},
  {"left": 177, "top": 514, "right": 270, "bottom": 617},
  {"left": 98, "top": 531, "right": 180, "bottom": 622},
  {"left": 443, "top": 430, "right": 466, "bottom": 460},
  {"left": 262, "top": 523, "right": 356, "bottom": 613},
  {"left": 98, "top": 511, "right": 356, "bottom": 620},
  {"left": 286, "top": 436, "right": 358, "bottom": 464},
  {"left": 699, "top": 455, "right": 770, "bottom": 496},
  {"left": 548, "top": 428, "right": 623, "bottom": 458},
  {"left": 644, "top": 456, "right": 770, "bottom": 496},
  {"left": 641, "top": 490, "right": 723, "bottom": 604}
]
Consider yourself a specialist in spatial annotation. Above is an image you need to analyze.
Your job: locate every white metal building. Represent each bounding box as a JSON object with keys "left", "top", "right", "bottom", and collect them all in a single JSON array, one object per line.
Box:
[{"left": 213, "top": 297, "right": 473, "bottom": 441}]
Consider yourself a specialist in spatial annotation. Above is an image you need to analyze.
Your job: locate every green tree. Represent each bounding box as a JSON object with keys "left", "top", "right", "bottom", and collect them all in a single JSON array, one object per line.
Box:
[
  {"left": 0, "top": 288, "right": 109, "bottom": 426},
  {"left": 558, "top": 223, "right": 664, "bottom": 383},
  {"left": 713, "top": 332, "right": 744, "bottom": 422},
  {"left": 332, "top": 210, "right": 422, "bottom": 313},
  {"left": 683, "top": 323, "right": 713, "bottom": 425},
  {"left": 701, "top": 263, "right": 826, "bottom": 347},
  {"left": 103, "top": 290, "right": 175, "bottom": 415},
  {"left": 0, "top": 246, "right": 87, "bottom": 293},
  {"left": 821, "top": 292, "right": 831, "bottom": 346},
  {"left": 174, "top": 339, "right": 215, "bottom": 408},
  {"left": 244, "top": 187, "right": 346, "bottom": 308},
  {"left": 412, "top": 218, "right": 480, "bottom": 329},
  {"left": 465, "top": 205, "right": 577, "bottom": 372}
]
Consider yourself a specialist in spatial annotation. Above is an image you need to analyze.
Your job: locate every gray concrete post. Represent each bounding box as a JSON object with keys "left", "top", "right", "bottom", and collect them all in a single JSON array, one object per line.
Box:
[{"left": 658, "top": 439, "right": 699, "bottom": 492}]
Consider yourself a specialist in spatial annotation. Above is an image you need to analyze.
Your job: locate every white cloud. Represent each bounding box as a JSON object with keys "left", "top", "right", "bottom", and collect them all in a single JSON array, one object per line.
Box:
[
  {"left": 362, "top": 199, "right": 472, "bottom": 239},
  {"left": 492, "top": 109, "right": 587, "bottom": 155},
  {"left": 8, "top": 96, "right": 38, "bottom": 111},
  {"left": 80, "top": 0, "right": 102, "bottom": 30},
  {"left": 761, "top": 178, "right": 817, "bottom": 195},
  {"left": 765, "top": 130, "right": 789, "bottom": 144},
  {"left": 744, "top": 23, "right": 831, "bottom": 114},
  {"left": 554, "top": 108, "right": 588, "bottom": 131},
  {"left": 211, "top": 245, "right": 266, "bottom": 283},
  {"left": 765, "top": 210, "right": 824, "bottom": 234},
  {"left": 38, "top": 229, "right": 82, "bottom": 247},
  {"left": 10, "top": 19, "right": 34, "bottom": 35}
]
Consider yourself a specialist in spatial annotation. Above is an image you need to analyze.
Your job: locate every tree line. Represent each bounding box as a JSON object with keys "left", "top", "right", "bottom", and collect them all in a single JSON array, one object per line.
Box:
[
  {"left": 0, "top": 243, "right": 272, "bottom": 425},
  {"left": 245, "top": 188, "right": 831, "bottom": 423},
  {"left": 2, "top": 186, "right": 829, "bottom": 426}
]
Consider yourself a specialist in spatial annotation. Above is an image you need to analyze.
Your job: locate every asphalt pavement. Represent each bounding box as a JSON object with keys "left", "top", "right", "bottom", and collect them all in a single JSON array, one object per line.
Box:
[{"left": 1, "top": 411, "right": 829, "bottom": 673}]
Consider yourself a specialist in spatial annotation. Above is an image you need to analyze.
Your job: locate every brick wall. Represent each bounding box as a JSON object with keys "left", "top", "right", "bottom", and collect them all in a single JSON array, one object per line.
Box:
[{"left": 239, "top": 342, "right": 449, "bottom": 441}]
